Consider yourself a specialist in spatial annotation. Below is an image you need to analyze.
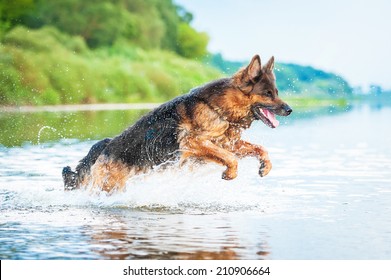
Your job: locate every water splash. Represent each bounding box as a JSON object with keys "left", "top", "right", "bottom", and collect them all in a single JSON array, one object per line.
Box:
[
  {"left": 0, "top": 135, "right": 285, "bottom": 214},
  {"left": 0, "top": 157, "right": 281, "bottom": 214},
  {"left": 37, "top": 126, "right": 64, "bottom": 146}
]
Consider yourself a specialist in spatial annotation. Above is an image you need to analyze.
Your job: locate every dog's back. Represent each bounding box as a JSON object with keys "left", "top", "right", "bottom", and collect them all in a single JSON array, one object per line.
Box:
[{"left": 102, "top": 95, "right": 186, "bottom": 167}]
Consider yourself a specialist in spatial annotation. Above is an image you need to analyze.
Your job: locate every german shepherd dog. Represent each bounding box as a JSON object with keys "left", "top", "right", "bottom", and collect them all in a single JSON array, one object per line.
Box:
[{"left": 62, "top": 55, "right": 292, "bottom": 193}]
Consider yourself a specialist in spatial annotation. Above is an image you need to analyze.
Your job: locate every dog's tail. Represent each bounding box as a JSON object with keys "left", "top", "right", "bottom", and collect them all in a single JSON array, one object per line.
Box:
[{"left": 62, "top": 138, "right": 112, "bottom": 191}]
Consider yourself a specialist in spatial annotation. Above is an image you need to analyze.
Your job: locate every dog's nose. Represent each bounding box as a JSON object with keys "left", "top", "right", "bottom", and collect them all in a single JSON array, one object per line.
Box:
[{"left": 284, "top": 104, "right": 293, "bottom": 115}]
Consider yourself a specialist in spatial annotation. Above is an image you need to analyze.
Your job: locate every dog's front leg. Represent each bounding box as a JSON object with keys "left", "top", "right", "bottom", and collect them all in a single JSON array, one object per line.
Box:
[
  {"left": 232, "top": 140, "right": 272, "bottom": 177},
  {"left": 182, "top": 139, "right": 238, "bottom": 180}
]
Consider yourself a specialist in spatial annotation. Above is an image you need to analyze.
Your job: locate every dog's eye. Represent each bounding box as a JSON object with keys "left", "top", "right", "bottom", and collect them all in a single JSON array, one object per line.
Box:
[{"left": 264, "top": 90, "right": 273, "bottom": 97}]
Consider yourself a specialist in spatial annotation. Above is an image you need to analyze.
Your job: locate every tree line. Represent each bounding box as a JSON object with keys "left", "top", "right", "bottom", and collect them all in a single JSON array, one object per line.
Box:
[{"left": 0, "top": 0, "right": 208, "bottom": 58}]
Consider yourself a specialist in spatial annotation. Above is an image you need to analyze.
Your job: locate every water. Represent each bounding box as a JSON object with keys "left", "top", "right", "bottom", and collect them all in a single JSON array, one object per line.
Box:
[{"left": 1, "top": 105, "right": 391, "bottom": 259}]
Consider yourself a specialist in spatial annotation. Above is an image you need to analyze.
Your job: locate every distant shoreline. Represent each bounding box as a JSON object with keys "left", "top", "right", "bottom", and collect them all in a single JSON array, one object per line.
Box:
[{"left": 0, "top": 103, "right": 161, "bottom": 113}]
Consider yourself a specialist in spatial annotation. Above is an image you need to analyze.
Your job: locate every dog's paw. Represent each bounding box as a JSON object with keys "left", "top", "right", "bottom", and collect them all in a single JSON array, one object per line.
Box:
[
  {"left": 222, "top": 168, "right": 237, "bottom": 180},
  {"left": 62, "top": 166, "right": 72, "bottom": 177},
  {"left": 259, "top": 160, "right": 272, "bottom": 177},
  {"left": 62, "top": 166, "right": 78, "bottom": 191}
]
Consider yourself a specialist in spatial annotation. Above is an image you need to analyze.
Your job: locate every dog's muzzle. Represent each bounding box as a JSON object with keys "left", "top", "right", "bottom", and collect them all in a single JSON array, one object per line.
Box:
[{"left": 280, "top": 104, "right": 293, "bottom": 116}]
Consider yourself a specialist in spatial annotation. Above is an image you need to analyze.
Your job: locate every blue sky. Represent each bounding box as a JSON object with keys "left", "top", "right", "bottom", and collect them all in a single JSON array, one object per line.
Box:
[{"left": 175, "top": 0, "right": 391, "bottom": 90}]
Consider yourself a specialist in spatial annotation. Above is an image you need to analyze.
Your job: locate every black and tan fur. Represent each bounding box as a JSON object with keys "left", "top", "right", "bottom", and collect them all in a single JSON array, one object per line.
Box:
[{"left": 62, "top": 55, "right": 292, "bottom": 193}]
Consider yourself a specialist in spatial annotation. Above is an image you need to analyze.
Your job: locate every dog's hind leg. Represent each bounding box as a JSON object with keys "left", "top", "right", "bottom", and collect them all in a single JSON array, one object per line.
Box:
[
  {"left": 89, "top": 156, "right": 133, "bottom": 193},
  {"left": 62, "top": 138, "right": 112, "bottom": 190}
]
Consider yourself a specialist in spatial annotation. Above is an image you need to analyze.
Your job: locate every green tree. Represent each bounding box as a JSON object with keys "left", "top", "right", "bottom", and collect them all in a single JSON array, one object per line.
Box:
[
  {"left": 0, "top": 0, "right": 34, "bottom": 22},
  {"left": 0, "top": 0, "right": 35, "bottom": 37},
  {"left": 1, "top": 0, "right": 209, "bottom": 56},
  {"left": 155, "top": 0, "right": 181, "bottom": 51},
  {"left": 19, "top": 0, "right": 137, "bottom": 48},
  {"left": 177, "top": 23, "right": 209, "bottom": 59}
]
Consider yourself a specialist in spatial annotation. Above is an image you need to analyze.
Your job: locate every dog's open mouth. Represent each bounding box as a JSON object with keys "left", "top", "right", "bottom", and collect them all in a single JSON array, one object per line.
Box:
[{"left": 252, "top": 106, "right": 280, "bottom": 128}]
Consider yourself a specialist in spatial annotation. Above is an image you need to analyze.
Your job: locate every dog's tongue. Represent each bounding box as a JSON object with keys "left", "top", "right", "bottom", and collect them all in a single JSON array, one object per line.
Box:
[{"left": 261, "top": 109, "right": 279, "bottom": 128}]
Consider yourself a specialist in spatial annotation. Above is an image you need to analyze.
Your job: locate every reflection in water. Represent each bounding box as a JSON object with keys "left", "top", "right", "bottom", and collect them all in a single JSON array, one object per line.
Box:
[
  {"left": 87, "top": 211, "right": 269, "bottom": 260},
  {"left": 88, "top": 226, "right": 245, "bottom": 260},
  {"left": 0, "top": 109, "right": 148, "bottom": 147}
]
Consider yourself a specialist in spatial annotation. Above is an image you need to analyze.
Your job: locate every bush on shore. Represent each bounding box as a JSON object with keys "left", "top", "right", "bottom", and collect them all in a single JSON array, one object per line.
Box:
[{"left": 0, "top": 26, "right": 221, "bottom": 106}]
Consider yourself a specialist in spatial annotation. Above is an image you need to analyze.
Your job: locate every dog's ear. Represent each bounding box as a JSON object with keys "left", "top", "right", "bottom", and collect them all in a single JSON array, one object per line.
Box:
[
  {"left": 263, "top": 56, "right": 275, "bottom": 73},
  {"left": 245, "top": 54, "right": 262, "bottom": 83}
]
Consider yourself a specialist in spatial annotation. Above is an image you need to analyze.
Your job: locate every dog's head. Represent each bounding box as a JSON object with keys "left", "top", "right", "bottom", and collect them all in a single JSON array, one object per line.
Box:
[{"left": 232, "top": 55, "right": 292, "bottom": 128}]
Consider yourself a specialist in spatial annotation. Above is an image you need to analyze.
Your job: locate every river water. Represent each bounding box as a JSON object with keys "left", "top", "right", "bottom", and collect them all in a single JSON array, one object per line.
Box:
[{"left": 1, "top": 104, "right": 391, "bottom": 259}]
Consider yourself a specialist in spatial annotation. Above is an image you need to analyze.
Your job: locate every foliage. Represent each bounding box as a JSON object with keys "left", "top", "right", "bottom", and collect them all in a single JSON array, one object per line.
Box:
[
  {"left": 16, "top": 0, "right": 142, "bottom": 48},
  {"left": 1, "top": 0, "right": 209, "bottom": 58},
  {"left": 0, "top": 26, "right": 220, "bottom": 105},
  {"left": 177, "top": 23, "right": 209, "bottom": 59},
  {"left": 0, "top": 0, "right": 34, "bottom": 23}
]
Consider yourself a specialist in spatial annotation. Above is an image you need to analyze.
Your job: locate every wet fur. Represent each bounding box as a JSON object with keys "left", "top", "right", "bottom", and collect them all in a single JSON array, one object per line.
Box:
[{"left": 62, "top": 55, "right": 292, "bottom": 193}]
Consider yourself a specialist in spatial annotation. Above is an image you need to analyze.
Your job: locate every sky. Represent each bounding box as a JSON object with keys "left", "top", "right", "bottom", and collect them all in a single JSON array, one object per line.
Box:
[{"left": 175, "top": 0, "right": 391, "bottom": 90}]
